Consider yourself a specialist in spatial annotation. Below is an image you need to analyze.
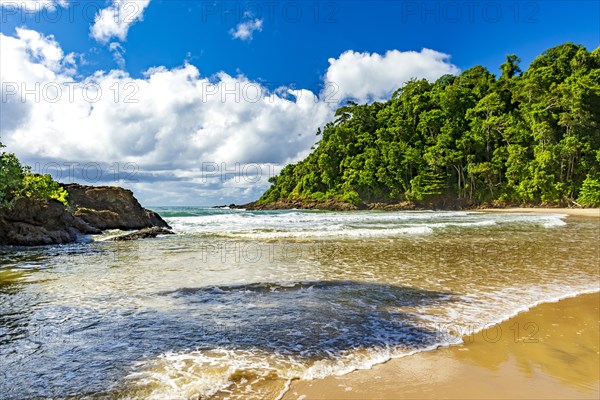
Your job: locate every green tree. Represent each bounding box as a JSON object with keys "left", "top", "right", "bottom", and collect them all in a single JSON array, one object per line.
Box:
[
  {"left": 578, "top": 175, "right": 600, "bottom": 206},
  {"left": 0, "top": 143, "right": 25, "bottom": 207},
  {"left": 0, "top": 143, "right": 68, "bottom": 208}
]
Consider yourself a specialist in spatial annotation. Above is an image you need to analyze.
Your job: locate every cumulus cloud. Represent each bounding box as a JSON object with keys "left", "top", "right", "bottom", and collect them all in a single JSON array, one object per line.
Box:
[
  {"left": 325, "top": 49, "right": 460, "bottom": 103},
  {"left": 0, "top": 28, "right": 332, "bottom": 204},
  {"left": 90, "top": 0, "right": 151, "bottom": 43},
  {"left": 230, "top": 18, "right": 263, "bottom": 41}
]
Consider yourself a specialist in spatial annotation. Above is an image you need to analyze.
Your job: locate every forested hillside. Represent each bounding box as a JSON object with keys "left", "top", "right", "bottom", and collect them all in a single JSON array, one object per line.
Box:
[{"left": 259, "top": 43, "right": 600, "bottom": 207}]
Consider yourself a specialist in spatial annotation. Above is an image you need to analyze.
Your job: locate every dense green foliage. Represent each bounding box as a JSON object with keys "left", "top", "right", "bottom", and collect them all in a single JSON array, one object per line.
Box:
[
  {"left": 0, "top": 143, "right": 68, "bottom": 208},
  {"left": 261, "top": 43, "right": 600, "bottom": 207},
  {"left": 578, "top": 175, "right": 600, "bottom": 206}
]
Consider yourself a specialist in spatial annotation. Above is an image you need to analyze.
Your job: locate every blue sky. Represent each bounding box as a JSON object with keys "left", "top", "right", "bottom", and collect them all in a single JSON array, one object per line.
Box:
[{"left": 1, "top": 0, "right": 599, "bottom": 205}]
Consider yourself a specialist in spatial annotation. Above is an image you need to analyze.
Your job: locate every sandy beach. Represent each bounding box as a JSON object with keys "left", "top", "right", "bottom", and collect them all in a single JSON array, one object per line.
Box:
[
  {"left": 476, "top": 208, "right": 600, "bottom": 218},
  {"left": 283, "top": 292, "right": 600, "bottom": 399}
]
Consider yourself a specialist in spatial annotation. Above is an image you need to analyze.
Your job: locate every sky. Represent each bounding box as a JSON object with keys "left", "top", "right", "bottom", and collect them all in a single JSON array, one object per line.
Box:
[{"left": 1, "top": 0, "right": 599, "bottom": 205}]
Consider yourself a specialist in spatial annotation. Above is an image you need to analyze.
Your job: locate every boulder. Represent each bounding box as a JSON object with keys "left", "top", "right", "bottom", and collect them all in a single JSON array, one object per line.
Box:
[
  {"left": 106, "top": 227, "right": 175, "bottom": 241},
  {"left": 0, "top": 198, "right": 100, "bottom": 246},
  {"left": 0, "top": 185, "right": 171, "bottom": 246},
  {"left": 62, "top": 184, "right": 171, "bottom": 230}
]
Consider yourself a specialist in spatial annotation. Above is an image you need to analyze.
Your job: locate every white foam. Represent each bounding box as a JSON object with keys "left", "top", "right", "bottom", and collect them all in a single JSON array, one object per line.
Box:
[
  {"left": 542, "top": 216, "right": 568, "bottom": 228},
  {"left": 125, "top": 280, "right": 599, "bottom": 399},
  {"left": 120, "top": 209, "right": 583, "bottom": 399},
  {"left": 237, "top": 226, "right": 434, "bottom": 239},
  {"left": 125, "top": 348, "right": 305, "bottom": 400},
  {"left": 166, "top": 210, "right": 568, "bottom": 238}
]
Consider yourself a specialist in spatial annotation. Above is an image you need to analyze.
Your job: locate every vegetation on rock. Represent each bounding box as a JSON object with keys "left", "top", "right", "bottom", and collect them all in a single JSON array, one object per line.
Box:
[
  {"left": 0, "top": 143, "right": 68, "bottom": 208},
  {"left": 1, "top": 145, "right": 170, "bottom": 246}
]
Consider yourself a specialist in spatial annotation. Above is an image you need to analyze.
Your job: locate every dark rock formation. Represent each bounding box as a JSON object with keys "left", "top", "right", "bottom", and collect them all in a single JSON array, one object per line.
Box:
[
  {"left": 63, "top": 184, "right": 171, "bottom": 230},
  {"left": 0, "top": 184, "right": 171, "bottom": 246},
  {"left": 106, "top": 227, "right": 174, "bottom": 241},
  {"left": 213, "top": 204, "right": 237, "bottom": 209},
  {"left": 0, "top": 198, "right": 100, "bottom": 246}
]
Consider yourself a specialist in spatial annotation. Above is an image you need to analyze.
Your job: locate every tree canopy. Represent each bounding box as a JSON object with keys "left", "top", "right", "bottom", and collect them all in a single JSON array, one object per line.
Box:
[
  {"left": 259, "top": 43, "right": 600, "bottom": 207},
  {"left": 0, "top": 143, "right": 68, "bottom": 208}
]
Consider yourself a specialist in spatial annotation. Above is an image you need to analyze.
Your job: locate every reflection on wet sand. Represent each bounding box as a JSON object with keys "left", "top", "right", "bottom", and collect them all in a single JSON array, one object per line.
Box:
[{"left": 284, "top": 292, "right": 600, "bottom": 399}]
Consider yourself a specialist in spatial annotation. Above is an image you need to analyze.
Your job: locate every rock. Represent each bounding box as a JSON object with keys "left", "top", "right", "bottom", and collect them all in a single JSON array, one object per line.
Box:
[
  {"left": 62, "top": 184, "right": 171, "bottom": 230},
  {"left": 0, "top": 198, "right": 99, "bottom": 246},
  {"left": 106, "top": 227, "right": 174, "bottom": 241},
  {"left": 212, "top": 204, "right": 237, "bottom": 209},
  {"left": 0, "top": 185, "right": 170, "bottom": 246},
  {"left": 145, "top": 209, "right": 168, "bottom": 227}
]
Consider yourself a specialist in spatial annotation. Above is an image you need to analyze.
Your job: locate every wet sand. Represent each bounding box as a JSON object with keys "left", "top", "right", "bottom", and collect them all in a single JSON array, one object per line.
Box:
[
  {"left": 476, "top": 208, "right": 600, "bottom": 218},
  {"left": 283, "top": 292, "right": 600, "bottom": 399}
]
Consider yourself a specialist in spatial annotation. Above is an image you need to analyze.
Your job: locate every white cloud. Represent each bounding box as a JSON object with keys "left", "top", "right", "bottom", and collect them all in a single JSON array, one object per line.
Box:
[
  {"left": 0, "top": 28, "right": 332, "bottom": 205},
  {"left": 9, "top": 27, "right": 76, "bottom": 74},
  {"left": 90, "top": 0, "right": 151, "bottom": 43},
  {"left": 325, "top": 49, "right": 460, "bottom": 103},
  {"left": 109, "top": 42, "right": 126, "bottom": 69},
  {"left": 230, "top": 18, "right": 263, "bottom": 41}
]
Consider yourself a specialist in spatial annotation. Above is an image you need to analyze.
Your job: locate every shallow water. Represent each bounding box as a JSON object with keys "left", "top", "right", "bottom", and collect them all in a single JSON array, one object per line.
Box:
[{"left": 0, "top": 209, "right": 598, "bottom": 399}]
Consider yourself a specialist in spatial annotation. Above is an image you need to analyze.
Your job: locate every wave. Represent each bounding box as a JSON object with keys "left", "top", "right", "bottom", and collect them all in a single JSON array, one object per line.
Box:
[
  {"left": 164, "top": 210, "right": 567, "bottom": 239},
  {"left": 235, "top": 226, "right": 434, "bottom": 239},
  {"left": 123, "top": 280, "right": 597, "bottom": 400},
  {"left": 1, "top": 207, "right": 592, "bottom": 400}
]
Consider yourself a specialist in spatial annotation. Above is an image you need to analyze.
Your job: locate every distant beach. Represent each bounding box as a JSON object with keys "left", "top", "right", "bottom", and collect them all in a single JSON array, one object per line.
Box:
[{"left": 475, "top": 208, "right": 600, "bottom": 218}]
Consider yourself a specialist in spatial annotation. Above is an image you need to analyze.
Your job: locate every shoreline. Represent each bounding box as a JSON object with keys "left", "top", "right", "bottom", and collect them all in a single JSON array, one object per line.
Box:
[
  {"left": 283, "top": 292, "right": 600, "bottom": 399},
  {"left": 473, "top": 207, "right": 600, "bottom": 217},
  {"left": 226, "top": 200, "right": 600, "bottom": 218}
]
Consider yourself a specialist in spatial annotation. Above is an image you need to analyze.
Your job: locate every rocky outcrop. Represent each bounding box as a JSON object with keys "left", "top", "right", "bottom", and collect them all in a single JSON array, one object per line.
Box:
[
  {"left": 0, "top": 184, "right": 171, "bottom": 246},
  {"left": 63, "top": 184, "right": 171, "bottom": 230},
  {"left": 106, "top": 227, "right": 174, "bottom": 241},
  {"left": 0, "top": 198, "right": 100, "bottom": 246}
]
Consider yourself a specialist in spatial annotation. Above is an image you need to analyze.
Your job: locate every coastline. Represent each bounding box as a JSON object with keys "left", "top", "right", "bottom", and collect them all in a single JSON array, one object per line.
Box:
[
  {"left": 231, "top": 200, "right": 600, "bottom": 217},
  {"left": 473, "top": 207, "right": 600, "bottom": 218},
  {"left": 283, "top": 292, "right": 600, "bottom": 399}
]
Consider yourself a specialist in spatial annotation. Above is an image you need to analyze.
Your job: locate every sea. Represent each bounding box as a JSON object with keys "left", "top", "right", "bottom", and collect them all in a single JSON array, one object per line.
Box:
[{"left": 0, "top": 207, "right": 598, "bottom": 399}]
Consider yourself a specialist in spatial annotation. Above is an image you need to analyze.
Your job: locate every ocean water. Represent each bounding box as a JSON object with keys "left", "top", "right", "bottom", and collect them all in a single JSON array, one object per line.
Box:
[{"left": 0, "top": 208, "right": 598, "bottom": 399}]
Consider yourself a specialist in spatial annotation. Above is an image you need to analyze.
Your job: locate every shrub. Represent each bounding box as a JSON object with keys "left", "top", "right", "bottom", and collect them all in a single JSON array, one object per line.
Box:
[
  {"left": 22, "top": 174, "right": 69, "bottom": 205},
  {"left": 339, "top": 190, "right": 362, "bottom": 205},
  {"left": 0, "top": 147, "right": 25, "bottom": 207},
  {"left": 0, "top": 143, "right": 68, "bottom": 208},
  {"left": 578, "top": 175, "right": 600, "bottom": 207}
]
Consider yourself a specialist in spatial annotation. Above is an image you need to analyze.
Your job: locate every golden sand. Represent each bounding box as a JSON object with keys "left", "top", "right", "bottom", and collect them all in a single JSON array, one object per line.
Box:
[{"left": 283, "top": 292, "right": 600, "bottom": 399}]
